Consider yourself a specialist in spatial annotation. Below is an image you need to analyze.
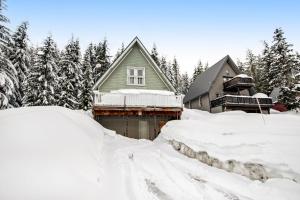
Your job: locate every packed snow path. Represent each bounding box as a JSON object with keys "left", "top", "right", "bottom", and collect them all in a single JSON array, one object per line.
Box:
[
  {"left": 99, "top": 133, "right": 252, "bottom": 200},
  {"left": 98, "top": 132, "right": 300, "bottom": 200}
]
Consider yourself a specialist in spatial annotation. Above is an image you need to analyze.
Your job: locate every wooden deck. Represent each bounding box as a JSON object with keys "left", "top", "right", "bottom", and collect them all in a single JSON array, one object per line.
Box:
[
  {"left": 223, "top": 76, "right": 255, "bottom": 92},
  {"left": 93, "top": 106, "right": 182, "bottom": 118},
  {"left": 210, "top": 95, "right": 273, "bottom": 112}
]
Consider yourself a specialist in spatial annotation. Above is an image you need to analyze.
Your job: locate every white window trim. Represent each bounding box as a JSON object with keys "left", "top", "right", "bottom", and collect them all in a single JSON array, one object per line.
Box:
[{"left": 127, "top": 67, "right": 145, "bottom": 86}]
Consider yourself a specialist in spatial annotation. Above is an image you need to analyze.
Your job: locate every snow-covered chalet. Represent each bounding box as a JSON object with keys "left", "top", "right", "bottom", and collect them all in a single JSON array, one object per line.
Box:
[
  {"left": 184, "top": 55, "right": 273, "bottom": 113},
  {"left": 92, "top": 37, "right": 183, "bottom": 139}
]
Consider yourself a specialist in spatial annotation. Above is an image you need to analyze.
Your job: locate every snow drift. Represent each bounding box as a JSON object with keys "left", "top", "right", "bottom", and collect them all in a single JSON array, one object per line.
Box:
[
  {"left": 0, "top": 106, "right": 104, "bottom": 200},
  {"left": 1, "top": 106, "right": 300, "bottom": 200},
  {"left": 159, "top": 109, "right": 300, "bottom": 182}
]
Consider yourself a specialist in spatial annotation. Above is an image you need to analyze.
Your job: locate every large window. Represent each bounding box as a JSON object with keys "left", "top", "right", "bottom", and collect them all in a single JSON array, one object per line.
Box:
[{"left": 127, "top": 67, "right": 145, "bottom": 86}]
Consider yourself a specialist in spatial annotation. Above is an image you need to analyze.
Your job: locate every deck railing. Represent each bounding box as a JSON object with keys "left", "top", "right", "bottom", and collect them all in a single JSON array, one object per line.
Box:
[
  {"left": 223, "top": 76, "right": 254, "bottom": 90},
  {"left": 93, "top": 91, "right": 183, "bottom": 108},
  {"left": 210, "top": 95, "right": 273, "bottom": 108}
]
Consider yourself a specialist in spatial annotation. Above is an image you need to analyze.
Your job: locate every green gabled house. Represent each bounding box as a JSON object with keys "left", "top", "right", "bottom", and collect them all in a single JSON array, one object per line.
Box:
[{"left": 92, "top": 37, "right": 183, "bottom": 139}]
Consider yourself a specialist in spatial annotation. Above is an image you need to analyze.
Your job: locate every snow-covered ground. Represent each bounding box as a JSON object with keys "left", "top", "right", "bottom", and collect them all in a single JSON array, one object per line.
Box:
[{"left": 0, "top": 106, "right": 300, "bottom": 200}]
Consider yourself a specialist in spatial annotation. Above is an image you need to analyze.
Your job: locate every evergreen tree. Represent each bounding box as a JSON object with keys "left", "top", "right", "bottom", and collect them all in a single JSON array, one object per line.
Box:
[
  {"left": 166, "top": 61, "right": 173, "bottom": 82},
  {"left": 150, "top": 43, "right": 160, "bottom": 66},
  {"left": 160, "top": 56, "right": 167, "bottom": 77},
  {"left": 114, "top": 42, "right": 124, "bottom": 61},
  {"left": 269, "top": 28, "right": 299, "bottom": 109},
  {"left": 192, "top": 60, "right": 204, "bottom": 82},
  {"left": 10, "top": 22, "right": 30, "bottom": 105},
  {"left": 0, "top": 0, "right": 18, "bottom": 109},
  {"left": 245, "top": 50, "right": 258, "bottom": 79},
  {"left": 236, "top": 59, "right": 245, "bottom": 73},
  {"left": 259, "top": 41, "right": 273, "bottom": 95},
  {"left": 80, "top": 44, "right": 94, "bottom": 110},
  {"left": 171, "top": 57, "right": 180, "bottom": 93},
  {"left": 58, "top": 37, "right": 83, "bottom": 109},
  {"left": 278, "top": 86, "right": 299, "bottom": 110},
  {"left": 93, "top": 38, "right": 110, "bottom": 82},
  {"left": 179, "top": 72, "right": 190, "bottom": 95},
  {"left": 23, "top": 36, "right": 59, "bottom": 106},
  {"left": 244, "top": 50, "right": 264, "bottom": 92}
]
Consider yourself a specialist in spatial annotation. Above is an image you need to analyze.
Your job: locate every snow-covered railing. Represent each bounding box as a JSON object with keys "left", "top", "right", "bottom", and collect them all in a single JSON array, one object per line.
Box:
[
  {"left": 93, "top": 91, "right": 183, "bottom": 108},
  {"left": 211, "top": 95, "right": 273, "bottom": 108},
  {"left": 223, "top": 75, "right": 254, "bottom": 90}
]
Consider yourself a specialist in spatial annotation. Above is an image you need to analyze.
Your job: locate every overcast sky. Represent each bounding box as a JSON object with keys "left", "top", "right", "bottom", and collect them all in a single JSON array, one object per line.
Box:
[{"left": 7, "top": 0, "right": 300, "bottom": 75}]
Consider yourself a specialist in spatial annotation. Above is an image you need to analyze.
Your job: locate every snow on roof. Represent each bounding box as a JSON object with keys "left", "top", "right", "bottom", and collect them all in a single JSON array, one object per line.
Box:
[{"left": 110, "top": 89, "right": 175, "bottom": 95}]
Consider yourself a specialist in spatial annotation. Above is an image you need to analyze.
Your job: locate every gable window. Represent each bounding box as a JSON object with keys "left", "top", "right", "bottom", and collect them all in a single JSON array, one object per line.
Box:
[{"left": 127, "top": 67, "right": 145, "bottom": 86}]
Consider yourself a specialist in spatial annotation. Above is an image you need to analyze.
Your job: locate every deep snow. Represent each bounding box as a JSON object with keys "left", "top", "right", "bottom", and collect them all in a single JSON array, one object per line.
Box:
[{"left": 0, "top": 106, "right": 300, "bottom": 200}]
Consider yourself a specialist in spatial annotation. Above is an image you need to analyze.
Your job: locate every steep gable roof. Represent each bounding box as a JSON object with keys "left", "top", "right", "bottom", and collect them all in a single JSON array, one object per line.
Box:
[
  {"left": 183, "top": 55, "right": 240, "bottom": 103},
  {"left": 92, "top": 37, "right": 176, "bottom": 92}
]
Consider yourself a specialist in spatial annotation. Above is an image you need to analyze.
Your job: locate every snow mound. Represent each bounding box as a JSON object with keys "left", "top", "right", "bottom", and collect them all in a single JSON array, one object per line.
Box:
[
  {"left": 252, "top": 93, "right": 269, "bottom": 98},
  {"left": 0, "top": 106, "right": 104, "bottom": 200},
  {"left": 235, "top": 74, "right": 253, "bottom": 78},
  {"left": 159, "top": 109, "right": 300, "bottom": 182}
]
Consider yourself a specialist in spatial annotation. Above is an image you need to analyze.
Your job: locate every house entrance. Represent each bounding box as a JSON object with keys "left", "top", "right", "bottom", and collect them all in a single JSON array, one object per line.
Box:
[{"left": 139, "top": 120, "right": 149, "bottom": 139}]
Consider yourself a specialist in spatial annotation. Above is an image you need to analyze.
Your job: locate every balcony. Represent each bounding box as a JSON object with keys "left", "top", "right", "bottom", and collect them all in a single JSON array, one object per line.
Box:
[
  {"left": 93, "top": 91, "right": 183, "bottom": 108},
  {"left": 223, "top": 76, "right": 255, "bottom": 92},
  {"left": 210, "top": 95, "right": 273, "bottom": 109}
]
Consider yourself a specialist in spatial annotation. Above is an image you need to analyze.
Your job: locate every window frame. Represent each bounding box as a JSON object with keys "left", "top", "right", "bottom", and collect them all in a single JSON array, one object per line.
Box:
[{"left": 127, "top": 67, "right": 145, "bottom": 86}]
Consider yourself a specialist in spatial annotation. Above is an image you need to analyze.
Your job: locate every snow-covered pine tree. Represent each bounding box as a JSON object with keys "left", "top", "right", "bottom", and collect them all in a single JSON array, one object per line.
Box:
[
  {"left": 150, "top": 43, "right": 160, "bottom": 66},
  {"left": 236, "top": 59, "right": 245, "bottom": 73},
  {"left": 79, "top": 44, "right": 94, "bottom": 110},
  {"left": 245, "top": 50, "right": 258, "bottom": 80},
  {"left": 93, "top": 39, "right": 110, "bottom": 82},
  {"left": 23, "top": 35, "right": 59, "bottom": 106},
  {"left": 9, "top": 22, "right": 30, "bottom": 105},
  {"left": 0, "top": 0, "right": 18, "bottom": 109},
  {"left": 171, "top": 58, "right": 180, "bottom": 93},
  {"left": 269, "top": 28, "right": 299, "bottom": 109},
  {"left": 160, "top": 56, "right": 167, "bottom": 77},
  {"left": 192, "top": 60, "right": 204, "bottom": 82},
  {"left": 166, "top": 61, "right": 173, "bottom": 82},
  {"left": 180, "top": 72, "right": 190, "bottom": 95},
  {"left": 58, "top": 37, "right": 83, "bottom": 109},
  {"left": 114, "top": 42, "right": 124, "bottom": 61},
  {"left": 244, "top": 50, "right": 264, "bottom": 92},
  {"left": 269, "top": 28, "right": 296, "bottom": 88},
  {"left": 259, "top": 41, "right": 273, "bottom": 95}
]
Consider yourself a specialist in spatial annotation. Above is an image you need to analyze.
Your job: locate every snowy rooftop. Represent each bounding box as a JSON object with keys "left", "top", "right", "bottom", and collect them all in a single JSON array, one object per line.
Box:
[{"left": 93, "top": 89, "right": 183, "bottom": 108}]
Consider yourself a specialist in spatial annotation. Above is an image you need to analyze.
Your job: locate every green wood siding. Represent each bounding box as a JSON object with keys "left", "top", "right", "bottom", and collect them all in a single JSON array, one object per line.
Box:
[{"left": 98, "top": 44, "right": 170, "bottom": 92}]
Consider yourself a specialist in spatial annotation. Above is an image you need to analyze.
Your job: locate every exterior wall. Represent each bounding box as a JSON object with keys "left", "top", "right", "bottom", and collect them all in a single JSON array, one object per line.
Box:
[
  {"left": 95, "top": 116, "right": 173, "bottom": 140},
  {"left": 211, "top": 106, "right": 223, "bottom": 113},
  {"left": 209, "top": 62, "right": 238, "bottom": 100},
  {"left": 98, "top": 44, "right": 170, "bottom": 92},
  {"left": 224, "top": 107, "right": 270, "bottom": 114},
  {"left": 201, "top": 94, "right": 210, "bottom": 111},
  {"left": 184, "top": 94, "right": 210, "bottom": 112}
]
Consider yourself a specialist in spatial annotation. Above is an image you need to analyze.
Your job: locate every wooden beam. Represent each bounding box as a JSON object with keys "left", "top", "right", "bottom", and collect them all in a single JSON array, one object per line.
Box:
[{"left": 93, "top": 106, "right": 182, "bottom": 117}]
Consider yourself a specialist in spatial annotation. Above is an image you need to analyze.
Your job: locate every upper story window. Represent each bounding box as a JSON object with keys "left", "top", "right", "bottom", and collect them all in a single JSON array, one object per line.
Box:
[{"left": 127, "top": 67, "right": 145, "bottom": 86}]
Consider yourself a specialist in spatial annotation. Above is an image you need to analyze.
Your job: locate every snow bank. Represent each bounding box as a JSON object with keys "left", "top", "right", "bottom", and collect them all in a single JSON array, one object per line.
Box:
[
  {"left": 159, "top": 109, "right": 300, "bottom": 182},
  {"left": 0, "top": 106, "right": 104, "bottom": 200},
  {"left": 110, "top": 89, "right": 175, "bottom": 95},
  {"left": 252, "top": 93, "right": 269, "bottom": 98},
  {"left": 235, "top": 74, "right": 253, "bottom": 78}
]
